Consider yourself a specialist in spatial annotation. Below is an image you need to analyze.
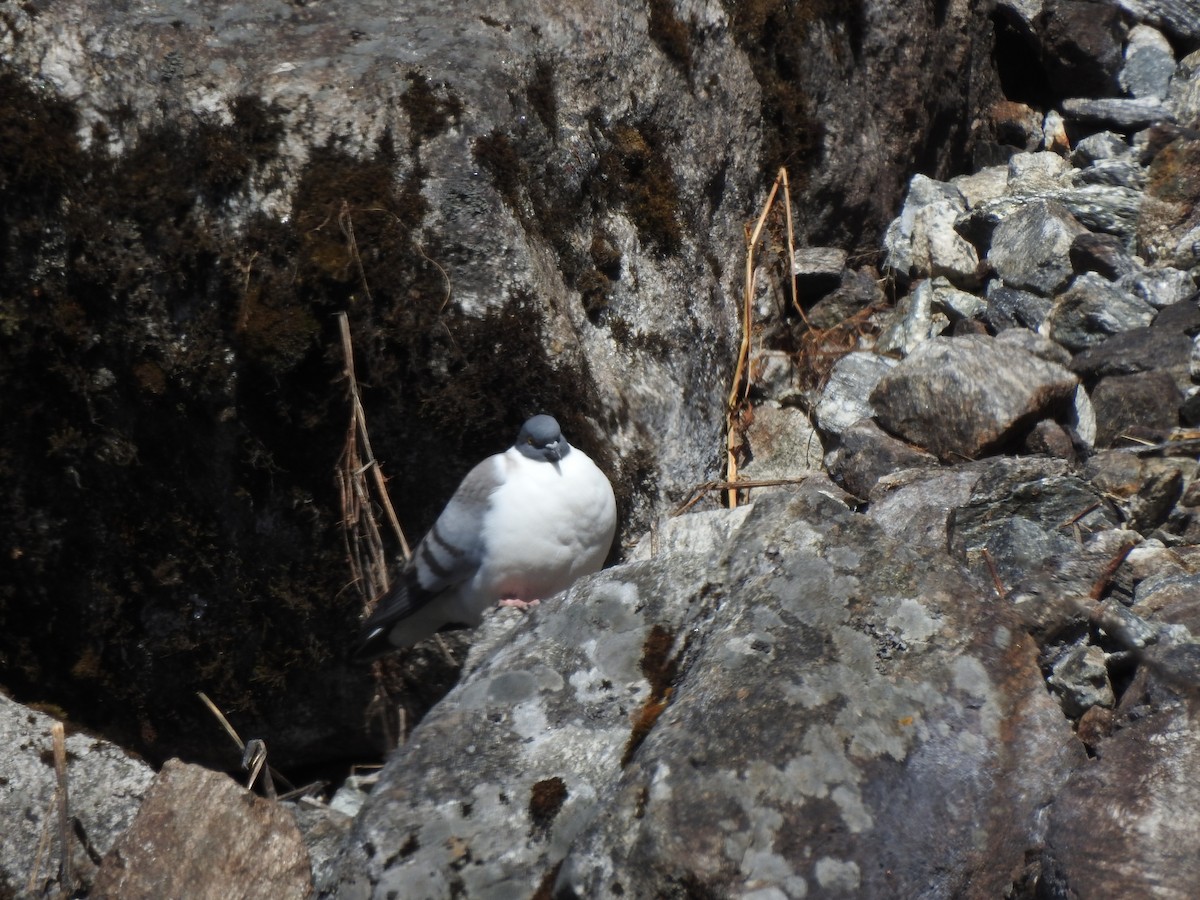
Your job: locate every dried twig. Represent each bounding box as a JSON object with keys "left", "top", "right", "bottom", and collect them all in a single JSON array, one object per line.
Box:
[
  {"left": 51, "top": 722, "right": 72, "bottom": 898},
  {"left": 673, "top": 475, "right": 818, "bottom": 516},
  {"left": 336, "top": 312, "right": 410, "bottom": 611},
  {"left": 196, "top": 692, "right": 294, "bottom": 796},
  {"left": 726, "top": 168, "right": 802, "bottom": 509}
]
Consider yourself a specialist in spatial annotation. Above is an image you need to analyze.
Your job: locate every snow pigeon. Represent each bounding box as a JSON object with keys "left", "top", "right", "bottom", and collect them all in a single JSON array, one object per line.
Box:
[{"left": 355, "top": 414, "right": 617, "bottom": 659}]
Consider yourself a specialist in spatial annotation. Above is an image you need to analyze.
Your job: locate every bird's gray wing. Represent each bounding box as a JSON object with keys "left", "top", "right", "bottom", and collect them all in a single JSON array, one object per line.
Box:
[{"left": 354, "top": 458, "right": 503, "bottom": 658}]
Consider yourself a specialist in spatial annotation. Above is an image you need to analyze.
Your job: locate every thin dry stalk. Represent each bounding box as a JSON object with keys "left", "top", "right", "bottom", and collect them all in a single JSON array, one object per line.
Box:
[
  {"left": 726, "top": 168, "right": 804, "bottom": 508},
  {"left": 673, "top": 475, "right": 818, "bottom": 516},
  {"left": 196, "top": 692, "right": 294, "bottom": 796},
  {"left": 336, "top": 312, "right": 410, "bottom": 612},
  {"left": 52, "top": 722, "right": 72, "bottom": 898}
]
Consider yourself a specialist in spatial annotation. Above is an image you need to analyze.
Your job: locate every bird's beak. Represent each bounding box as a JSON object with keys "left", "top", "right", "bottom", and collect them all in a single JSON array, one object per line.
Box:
[{"left": 545, "top": 443, "right": 562, "bottom": 462}]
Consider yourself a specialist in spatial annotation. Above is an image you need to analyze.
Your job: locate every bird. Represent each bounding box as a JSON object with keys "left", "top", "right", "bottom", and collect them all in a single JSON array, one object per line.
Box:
[{"left": 354, "top": 414, "right": 617, "bottom": 659}]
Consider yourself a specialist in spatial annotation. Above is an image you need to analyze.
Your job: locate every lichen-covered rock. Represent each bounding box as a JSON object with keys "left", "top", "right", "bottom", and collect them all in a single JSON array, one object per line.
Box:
[
  {"left": 871, "top": 335, "right": 1080, "bottom": 461},
  {"left": 332, "top": 487, "right": 1082, "bottom": 898}
]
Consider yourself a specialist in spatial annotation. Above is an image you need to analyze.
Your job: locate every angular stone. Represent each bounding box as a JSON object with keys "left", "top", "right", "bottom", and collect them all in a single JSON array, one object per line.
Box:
[
  {"left": 1070, "top": 130, "right": 1130, "bottom": 166},
  {"left": 1047, "top": 644, "right": 1114, "bottom": 717},
  {"left": 984, "top": 282, "right": 1054, "bottom": 332},
  {"left": 740, "top": 401, "right": 825, "bottom": 481},
  {"left": 1120, "top": 24, "right": 1175, "bottom": 101},
  {"left": 875, "top": 279, "right": 952, "bottom": 356},
  {"left": 825, "top": 417, "right": 938, "bottom": 499},
  {"left": 1069, "top": 232, "right": 1137, "bottom": 280},
  {"left": 814, "top": 352, "right": 896, "bottom": 437},
  {"left": 93, "top": 759, "right": 313, "bottom": 899},
  {"left": 1045, "top": 272, "right": 1157, "bottom": 351},
  {"left": 1007, "top": 150, "right": 1070, "bottom": 192},
  {"left": 1070, "top": 156, "right": 1147, "bottom": 189},
  {"left": 1116, "top": 265, "right": 1196, "bottom": 310},
  {"left": 1061, "top": 97, "right": 1175, "bottom": 130},
  {"left": 989, "top": 100, "right": 1044, "bottom": 152},
  {"left": 1069, "top": 326, "right": 1192, "bottom": 381},
  {"left": 871, "top": 335, "right": 1080, "bottom": 461},
  {"left": 1090, "top": 370, "right": 1181, "bottom": 447},
  {"left": 988, "top": 199, "right": 1087, "bottom": 295},
  {"left": 884, "top": 175, "right": 968, "bottom": 277}
]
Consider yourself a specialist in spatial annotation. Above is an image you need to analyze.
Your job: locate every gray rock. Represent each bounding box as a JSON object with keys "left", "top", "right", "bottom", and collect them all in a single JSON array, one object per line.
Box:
[
  {"left": 1047, "top": 645, "right": 1115, "bottom": 717},
  {"left": 951, "top": 165, "right": 1010, "bottom": 209},
  {"left": 1120, "top": 24, "right": 1175, "bottom": 101},
  {"left": 551, "top": 490, "right": 1079, "bottom": 898},
  {"left": 1166, "top": 48, "right": 1200, "bottom": 124},
  {"left": 1069, "top": 325, "right": 1193, "bottom": 382},
  {"left": 631, "top": 505, "right": 756, "bottom": 562},
  {"left": 931, "top": 277, "right": 989, "bottom": 322},
  {"left": 1090, "top": 370, "right": 1182, "bottom": 447},
  {"left": 1039, "top": 664, "right": 1200, "bottom": 897},
  {"left": 1116, "top": 265, "right": 1196, "bottom": 309},
  {"left": 749, "top": 349, "right": 803, "bottom": 405},
  {"left": 884, "top": 175, "right": 977, "bottom": 284},
  {"left": 814, "top": 352, "right": 896, "bottom": 437},
  {"left": 1049, "top": 184, "right": 1144, "bottom": 236},
  {"left": 1070, "top": 156, "right": 1147, "bottom": 189},
  {"left": 985, "top": 282, "right": 1055, "bottom": 331},
  {"left": 1085, "top": 450, "right": 1187, "bottom": 533},
  {"left": 739, "top": 401, "right": 826, "bottom": 481},
  {"left": 1045, "top": 272, "right": 1158, "bottom": 351},
  {"left": 948, "top": 457, "right": 1119, "bottom": 591},
  {"left": 995, "top": 326, "right": 1073, "bottom": 366},
  {"left": 988, "top": 199, "right": 1087, "bottom": 295},
  {"left": 1070, "top": 130, "right": 1131, "bottom": 166},
  {"left": 1007, "top": 150, "right": 1071, "bottom": 193},
  {"left": 0, "top": 695, "right": 155, "bottom": 897},
  {"left": 1061, "top": 97, "right": 1175, "bottom": 130},
  {"left": 1069, "top": 232, "right": 1138, "bottom": 280},
  {"left": 875, "top": 279, "right": 952, "bottom": 356},
  {"left": 1114, "top": 0, "right": 1200, "bottom": 43},
  {"left": 871, "top": 335, "right": 1080, "bottom": 461},
  {"left": 792, "top": 247, "right": 848, "bottom": 281},
  {"left": 825, "top": 417, "right": 938, "bottom": 499}
]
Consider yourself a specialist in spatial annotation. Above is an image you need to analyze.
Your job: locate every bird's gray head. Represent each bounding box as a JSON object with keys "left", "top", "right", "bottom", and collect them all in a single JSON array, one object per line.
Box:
[{"left": 516, "top": 414, "right": 570, "bottom": 462}]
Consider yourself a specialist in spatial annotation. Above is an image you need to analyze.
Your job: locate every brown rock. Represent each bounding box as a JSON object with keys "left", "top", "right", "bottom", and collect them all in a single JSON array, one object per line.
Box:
[{"left": 93, "top": 759, "right": 313, "bottom": 900}]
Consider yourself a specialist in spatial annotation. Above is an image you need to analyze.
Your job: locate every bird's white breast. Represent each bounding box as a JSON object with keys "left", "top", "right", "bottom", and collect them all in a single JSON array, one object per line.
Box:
[{"left": 470, "top": 446, "right": 616, "bottom": 607}]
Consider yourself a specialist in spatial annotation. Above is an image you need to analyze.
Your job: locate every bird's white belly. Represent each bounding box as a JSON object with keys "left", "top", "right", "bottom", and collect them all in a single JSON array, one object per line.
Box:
[{"left": 471, "top": 450, "right": 615, "bottom": 604}]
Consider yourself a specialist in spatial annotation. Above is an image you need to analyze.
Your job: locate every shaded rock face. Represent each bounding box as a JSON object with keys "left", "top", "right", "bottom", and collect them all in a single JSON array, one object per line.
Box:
[
  {"left": 0, "top": 1, "right": 1005, "bottom": 770},
  {"left": 332, "top": 487, "right": 1081, "bottom": 899}
]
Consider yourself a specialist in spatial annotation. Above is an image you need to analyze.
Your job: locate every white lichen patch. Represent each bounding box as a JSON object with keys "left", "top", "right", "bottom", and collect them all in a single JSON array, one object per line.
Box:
[
  {"left": 814, "top": 857, "right": 861, "bottom": 891},
  {"left": 884, "top": 597, "right": 943, "bottom": 643}
]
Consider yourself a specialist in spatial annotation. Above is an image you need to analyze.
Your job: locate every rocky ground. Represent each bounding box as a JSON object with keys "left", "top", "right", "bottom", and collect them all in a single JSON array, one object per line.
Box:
[{"left": 4, "top": 0, "right": 1200, "bottom": 898}]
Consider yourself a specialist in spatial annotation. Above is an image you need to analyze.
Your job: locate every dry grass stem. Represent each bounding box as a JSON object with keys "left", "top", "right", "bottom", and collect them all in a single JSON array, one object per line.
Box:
[
  {"left": 725, "top": 169, "right": 816, "bottom": 509},
  {"left": 673, "top": 475, "right": 818, "bottom": 516},
  {"left": 336, "top": 312, "right": 410, "bottom": 614},
  {"left": 196, "top": 692, "right": 294, "bottom": 797},
  {"left": 52, "top": 722, "right": 72, "bottom": 898}
]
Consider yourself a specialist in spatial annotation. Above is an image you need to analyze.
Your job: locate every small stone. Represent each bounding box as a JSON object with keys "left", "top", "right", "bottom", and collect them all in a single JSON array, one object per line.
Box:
[
  {"left": 988, "top": 199, "right": 1087, "bottom": 295},
  {"left": 1120, "top": 25, "right": 1175, "bottom": 101},
  {"left": 740, "top": 401, "right": 825, "bottom": 480},
  {"left": 1116, "top": 266, "right": 1196, "bottom": 310},
  {"left": 951, "top": 166, "right": 1009, "bottom": 208},
  {"left": 792, "top": 247, "right": 847, "bottom": 300},
  {"left": 1008, "top": 151, "right": 1070, "bottom": 192},
  {"left": 875, "top": 279, "right": 951, "bottom": 356},
  {"left": 1047, "top": 644, "right": 1114, "bottom": 718},
  {"left": 826, "top": 417, "right": 937, "bottom": 499},
  {"left": 1070, "top": 157, "right": 1146, "bottom": 189},
  {"left": 1069, "top": 232, "right": 1136, "bottom": 280},
  {"left": 870, "top": 335, "right": 1079, "bottom": 461},
  {"left": 815, "top": 352, "right": 897, "bottom": 437},
  {"left": 1044, "top": 272, "right": 1157, "bottom": 351},
  {"left": 1061, "top": 97, "right": 1175, "bottom": 131},
  {"left": 1071, "top": 131, "right": 1129, "bottom": 166},
  {"left": 1089, "top": 371, "right": 1181, "bottom": 448},
  {"left": 984, "top": 282, "right": 1054, "bottom": 332}
]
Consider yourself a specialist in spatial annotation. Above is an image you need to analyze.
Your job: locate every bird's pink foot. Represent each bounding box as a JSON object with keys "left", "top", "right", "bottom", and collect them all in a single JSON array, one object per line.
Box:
[{"left": 498, "top": 597, "right": 541, "bottom": 611}]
